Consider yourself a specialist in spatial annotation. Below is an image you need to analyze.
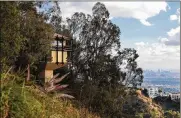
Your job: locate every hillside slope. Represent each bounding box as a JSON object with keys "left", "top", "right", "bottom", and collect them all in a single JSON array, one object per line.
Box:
[
  {"left": 122, "top": 90, "right": 164, "bottom": 118},
  {"left": 1, "top": 73, "right": 99, "bottom": 118}
]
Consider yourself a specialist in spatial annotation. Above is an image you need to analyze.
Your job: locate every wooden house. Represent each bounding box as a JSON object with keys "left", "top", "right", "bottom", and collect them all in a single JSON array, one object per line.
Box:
[{"left": 39, "top": 33, "right": 73, "bottom": 83}]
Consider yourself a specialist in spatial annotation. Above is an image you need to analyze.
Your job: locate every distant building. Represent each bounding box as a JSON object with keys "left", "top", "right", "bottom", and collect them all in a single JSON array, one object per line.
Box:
[
  {"left": 147, "top": 87, "right": 159, "bottom": 98},
  {"left": 169, "top": 93, "right": 180, "bottom": 101},
  {"left": 161, "top": 92, "right": 169, "bottom": 97}
]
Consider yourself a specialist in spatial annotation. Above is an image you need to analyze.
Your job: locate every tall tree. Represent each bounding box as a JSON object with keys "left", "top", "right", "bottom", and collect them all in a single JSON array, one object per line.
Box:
[
  {"left": 0, "top": 2, "right": 24, "bottom": 71},
  {"left": 67, "top": 3, "right": 127, "bottom": 116},
  {"left": 67, "top": 2, "right": 121, "bottom": 85},
  {"left": 0, "top": 2, "right": 55, "bottom": 80},
  {"left": 16, "top": 2, "right": 54, "bottom": 80},
  {"left": 67, "top": 2, "right": 143, "bottom": 88},
  {"left": 39, "top": 1, "right": 65, "bottom": 34}
]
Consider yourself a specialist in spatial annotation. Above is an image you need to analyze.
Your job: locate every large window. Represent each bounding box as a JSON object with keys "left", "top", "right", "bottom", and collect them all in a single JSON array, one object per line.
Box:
[{"left": 52, "top": 41, "right": 62, "bottom": 46}]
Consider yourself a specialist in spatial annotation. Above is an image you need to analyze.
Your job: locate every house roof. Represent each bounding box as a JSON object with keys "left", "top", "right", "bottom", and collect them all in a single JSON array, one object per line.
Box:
[{"left": 53, "top": 33, "right": 70, "bottom": 40}]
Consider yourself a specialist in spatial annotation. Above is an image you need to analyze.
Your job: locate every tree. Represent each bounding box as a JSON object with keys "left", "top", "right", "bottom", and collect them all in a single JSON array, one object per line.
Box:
[
  {"left": 142, "top": 88, "right": 149, "bottom": 97},
  {"left": 67, "top": 2, "right": 144, "bottom": 117},
  {"left": 0, "top": 2, "right": 55, "bottom": 80},
  {"left": 42, "top": 2, "right": 62, "bottom": 33},
  {"left": 67, "top": 2, "right": 143, "bottom": 88},
  {"left": 116, "top": 48, "right": 144, "bottom": 88},
  {"left": 66, "top": 2, "right": 144, "bottom": 117},
  {"left": 0, "top": 2, "right": 24, "bottom": 72},
  {"left": 158, "top": 88, "right": 162, "bottom": 96},
  {"left": 40, "top": 1, "right": 70, "bottom": 35},
  {"left": 14, "top": 2, "right": 54, "bottom": 81},
  {"left": 67, "top": 2, "right": 121, "bottom": 85}
]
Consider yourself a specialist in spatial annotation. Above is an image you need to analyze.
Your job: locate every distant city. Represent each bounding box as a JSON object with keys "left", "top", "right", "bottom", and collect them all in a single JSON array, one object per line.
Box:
[
  {"left": 142, "top": 69, "right": 180, "bottom": 93},
  {"left": 143, "top": 69, "right": 180, "bottom": 79}
]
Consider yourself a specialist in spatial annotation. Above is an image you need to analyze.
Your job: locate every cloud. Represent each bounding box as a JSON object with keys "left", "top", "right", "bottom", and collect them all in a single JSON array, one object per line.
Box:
[
  {"left": 140, "top": 20, "right": 152, "bottom": 26},
  {"left": 158, "top": 8, "right": 180, "bottom": 46},
  {"left": 164, "top": 35, "right": 180, "bottom": 46},
  {"left": 170, "top": 15, "right": 178, "bottom": 20},
  {"left": 135, "top": 42, "right": 180, "bottom": 70},
  {"left": 158, "top": 37, "right": 169, "bottom": 43},
  {"left": 163, "top": 26, "right": 180, "bottom": 46},
  {"left": 58, "top": 2, "right": 93, "bottom": 20},
  {"left": 167, "top": 26, "right": 180, "bottom": 36},
  {"left": 160, "top": 14, "right": 180, "bottom": 46},
  {"left": 170, "top": 8, "right": 180, "bottom": 23},
  {"left": 135, "top": 30, "right": 180, "bottom": 70},
  {"left": 135, "top": 7, "right": 180, "bottom": 70},
  {"left": 135, "top": 42, "right": 147, "bottom": 47},
  {"left": 57, "top": 2, "right": 168, "bottom": 26}
]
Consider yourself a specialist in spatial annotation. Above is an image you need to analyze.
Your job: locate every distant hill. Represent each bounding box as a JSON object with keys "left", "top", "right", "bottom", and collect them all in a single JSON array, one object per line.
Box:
[{"left": 143, "top": 69, "right": 180, "bottom": 78}]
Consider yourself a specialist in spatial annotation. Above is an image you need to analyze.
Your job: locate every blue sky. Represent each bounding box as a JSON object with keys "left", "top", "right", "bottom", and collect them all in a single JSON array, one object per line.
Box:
[
  {"left": 41, "top": 2, "right": 180, "bottom": 70},
  {"left": 111, "top": 2, "right": 180, "bottom": 49}
]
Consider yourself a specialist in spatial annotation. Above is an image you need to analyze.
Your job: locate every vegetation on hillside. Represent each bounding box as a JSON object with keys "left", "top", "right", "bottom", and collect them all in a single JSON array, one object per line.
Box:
[
  {"left": 66, "top": 2, "right": 144, "bottom": 117},
  {"left": 1, "top": 2, "right": 54, "bottom": 74},
  {"left": 1, "top": 71, "right": 99, "bottom": 118},
  {"left": 154, "top": 96, "right": 180, "bottom": 112},
  {"left": 0, "top": 1, "right": 179, "bottom": 118}
]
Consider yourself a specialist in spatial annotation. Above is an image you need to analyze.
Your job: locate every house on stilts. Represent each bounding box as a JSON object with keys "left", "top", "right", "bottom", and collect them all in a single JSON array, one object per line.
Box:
[{"left": 39, "top": 33, "right": 73, "bottom": 83}]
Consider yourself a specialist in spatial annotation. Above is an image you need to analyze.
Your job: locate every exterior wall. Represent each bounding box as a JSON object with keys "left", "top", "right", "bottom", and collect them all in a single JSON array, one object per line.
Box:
[
  {"left": 148, "top": 87, "right": 159, "bottom": 98},
  {"left": 45, "top": 70, "right": 53, "bottom": 82},
  {"left": 39, "top": 37, "right": 70, "bottom": 83},
  {"left": 170, "top": 93, "right": 180, "bottom": 100},
  {"left": 51, "top": 51, "right": 67, "bottom": 63}
]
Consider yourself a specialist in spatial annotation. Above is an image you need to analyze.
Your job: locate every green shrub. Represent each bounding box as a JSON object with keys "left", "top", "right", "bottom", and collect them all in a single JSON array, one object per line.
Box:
[
  {"left": 1, "top": 72, "right": 99, "bottom": 118},
  {"left": 164, "top": 110, "right": 180, "bottom": 118}
]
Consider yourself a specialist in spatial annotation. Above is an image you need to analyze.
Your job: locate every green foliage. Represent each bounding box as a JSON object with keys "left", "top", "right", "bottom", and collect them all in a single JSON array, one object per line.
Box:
[
  {"left": 68, "top": 2, "right": 143, "bottom": 88},
  {"left": 116, "top": 48, "right": 144, "bottom": 88},
  {"left": 158, "top": 88, "right": 163, "bottom": 93},
  {"left": 1, "top": 72, "right": 43, "bottom": 118},
  {"left": 1, "top": 2, "right": 175, "bottom": 118},
  {"left": 1, "top": 71, "right": 99, "bottom": 118},
  {"left": 153, "top": 96, "right": 180, "bottom": 111},
  {"left": 68, "top": 2, "right": 121, "bottom": 86},
  {"left": 15, "top": 2, "right": 54, "bottom": 69},
  {"left": 67, "top": 2, "right": 144, "bottom": 117},
  {"left": 135, "top": 113, "right": 144, "bottom": 118},
  {"left": 0, "top": 1, "right": 54, "bottom": 74},
  {"left": 142, "top": 88, "right": 149, "bottom": 97},
  {"left": 164, "top": 110, "right": 180, "bottom": 118},
  {"left": 72, "top": 81, "right": 127, "bottom": 118},
  {"left": 0, "top": 2, "right": 24, "bottom": 70}
]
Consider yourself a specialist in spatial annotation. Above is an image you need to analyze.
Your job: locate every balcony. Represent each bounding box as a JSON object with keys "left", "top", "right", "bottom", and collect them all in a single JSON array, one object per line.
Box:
[{"left": 51, "top": 45, "right": 72, "bottom": 51}]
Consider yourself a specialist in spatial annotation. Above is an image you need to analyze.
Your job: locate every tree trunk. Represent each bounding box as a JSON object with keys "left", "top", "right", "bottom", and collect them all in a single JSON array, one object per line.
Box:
[{"left": 26, "top": 64, "right": 30, "bottom": 81}]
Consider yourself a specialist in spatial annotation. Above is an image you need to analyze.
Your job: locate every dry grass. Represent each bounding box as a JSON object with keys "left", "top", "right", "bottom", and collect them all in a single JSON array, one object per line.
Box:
[
  {"left": 1, "top": 73, "right": 99, "bottom": 118},
  {"left": 135, "top": 90, "right": 164, "bottom": 118}
]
